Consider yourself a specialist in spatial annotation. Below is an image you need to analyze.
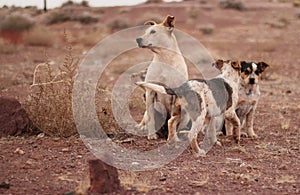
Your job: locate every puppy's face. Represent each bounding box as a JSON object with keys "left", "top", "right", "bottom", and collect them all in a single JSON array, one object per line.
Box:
[
  {"left": 240, "top": 61, "right": 269, "bottom": 85},
  {"left": 136, "top": 15, "right": 175, "bottom": 52}
]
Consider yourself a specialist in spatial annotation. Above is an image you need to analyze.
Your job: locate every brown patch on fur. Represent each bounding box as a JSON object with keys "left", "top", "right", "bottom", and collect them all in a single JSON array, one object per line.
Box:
[
  {"left": 231, "top": 61, "right": 241, "bottom": 71},
  {"left": 258, "top": 62, "right": 270, "bottom": 72},
  {"left": 214, "top": 59, "right": 225, "bottom": 70}
]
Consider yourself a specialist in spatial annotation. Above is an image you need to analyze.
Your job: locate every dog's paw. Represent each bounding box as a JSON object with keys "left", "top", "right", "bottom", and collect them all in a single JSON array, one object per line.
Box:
[
  {"left": 194, "top": 149, "right": 206, "bottom": 157},
  {"left": 135, "top": 124, "right": 146, "bottom": 131},
  {"left": 248, "top": 133, "right": 258, "bottom": 139},
  {"left": 148, "top": 133, "right": 159, "bottom": 140},
  {"left": 216, "top": 140, "right": 222, "bottom": 147},
  {"left": 241, "top": 132, "right": 248, "bottom": 138}
]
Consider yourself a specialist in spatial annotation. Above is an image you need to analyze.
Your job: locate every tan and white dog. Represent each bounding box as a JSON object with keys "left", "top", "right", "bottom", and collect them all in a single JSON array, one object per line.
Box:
[
  {"left": 135, "top": 15, "right": 188, "bottom": 140},
  {"left": 137, "top": 60, "right": 241, "bottom": 157},
  {"left": 234, "top": 61, "right": 269, "bottom": 138}
]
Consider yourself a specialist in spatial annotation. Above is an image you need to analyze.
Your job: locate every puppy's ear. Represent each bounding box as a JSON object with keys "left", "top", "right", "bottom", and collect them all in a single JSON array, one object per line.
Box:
[
  {"left": 258, "top": 62, "right": 269, "bottom": 72},
  {"left": 162, "top": 15, "right": 175, "bottom": 30},
  {"left": 144, "top": 20, "right": 156, "bottom": 25},
  {"left": 231, "top": 61, "right": 241, "bottom": 70},
  {"left": 212, "top": 59, "right": 224, "bottom": 70}
]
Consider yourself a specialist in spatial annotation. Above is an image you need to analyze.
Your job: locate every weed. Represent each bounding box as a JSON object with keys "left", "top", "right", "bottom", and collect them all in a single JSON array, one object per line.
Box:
[
  {"left": 25, "top": 31, "right": 78, "bottom": 137},
  {"left": 108, "top": 18, "right": 129, "bottom": 31}
]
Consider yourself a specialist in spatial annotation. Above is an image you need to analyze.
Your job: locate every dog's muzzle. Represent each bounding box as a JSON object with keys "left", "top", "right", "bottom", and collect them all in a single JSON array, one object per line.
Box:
[
  {"left": 249, "top": 78, "right": 255, "bottom": 84},
  {"left": 136, "top": 38, "right": 143, "bottom": 48}
]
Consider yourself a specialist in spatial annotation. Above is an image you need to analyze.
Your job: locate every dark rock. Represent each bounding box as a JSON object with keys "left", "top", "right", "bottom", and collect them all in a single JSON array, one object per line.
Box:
[
  {"left": 0, "top": 97, "right": 30, "bottom": 137},
  {"left": 88, "top": 159, "right": 121, "bottom": 194}
]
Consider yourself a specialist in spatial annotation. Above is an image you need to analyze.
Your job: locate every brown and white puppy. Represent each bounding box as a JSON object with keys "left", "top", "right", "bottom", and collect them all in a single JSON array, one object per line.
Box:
[
  {"left": 135, "top": 15, "right": 188, "bottom": 140},
  {"left": 235, "top": 61, "right": 269, "bottom": 138},
  {"left": 136, "top": 60, "right": 241, "bottom": 157}
]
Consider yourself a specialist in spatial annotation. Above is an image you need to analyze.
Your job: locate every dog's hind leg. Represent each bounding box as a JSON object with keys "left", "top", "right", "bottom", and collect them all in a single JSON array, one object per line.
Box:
[
  {"left": 201, "top": 116, "right": 218, "bottom": 154},
  {"left": 225, "top": 110, "right": 241, "bottom": 143},
  {"left": 167, "top": 115, "right": 180, "bottom": 141}
]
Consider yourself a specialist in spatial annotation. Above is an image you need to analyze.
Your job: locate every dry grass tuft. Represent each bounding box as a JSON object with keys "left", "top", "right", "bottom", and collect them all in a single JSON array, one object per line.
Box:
[
  {"left": 24, "top": 31, "right": 78, "bottom": 137},
  {"left": 23, "top": 26, "right": 56, "bottom": 47},
  {"left": 107, "top": 18, "right": 130, "bottom": 31}
]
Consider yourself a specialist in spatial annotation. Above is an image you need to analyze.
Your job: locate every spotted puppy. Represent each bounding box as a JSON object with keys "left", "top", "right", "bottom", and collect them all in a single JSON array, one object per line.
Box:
[
  {"left": 137, "top": 60, "right": 241, "bottom": 157},
  {"left": 233, "top": 61, "right": 269, "bottom": 138}
]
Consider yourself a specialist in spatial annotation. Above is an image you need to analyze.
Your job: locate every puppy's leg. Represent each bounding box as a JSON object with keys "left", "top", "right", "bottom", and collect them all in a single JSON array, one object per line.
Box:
[
  {"left": 167, "top": 115, "right": 180, "bottom": 141},
  {"left": 245, "top": 107, "right": 258, "bottom": 138}
]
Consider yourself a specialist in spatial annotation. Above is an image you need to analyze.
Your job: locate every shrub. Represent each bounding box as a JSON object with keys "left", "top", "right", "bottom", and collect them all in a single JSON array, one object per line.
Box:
[
  {"left": 23, "top": 26, "right": 55, "bottom": 46},
  {"left": 219, "top": 0, "right": 245, "bottom": 11},
  {"left": 108, "top": 18, "right": 129, "bottom": 31},
  {"left": 25, "top": 32, "right": 78, "bottom": 137},
  {"left": 47, "top": 10, "right": 98, "bottom": 25},
  {"left": 0, "top": 15, "right": 34, "bottom": 32}
]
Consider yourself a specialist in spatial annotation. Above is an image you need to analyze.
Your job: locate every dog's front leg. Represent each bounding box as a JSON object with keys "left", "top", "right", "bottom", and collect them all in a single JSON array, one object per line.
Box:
[{"left": 245, "top": 106, "right": 258, "bottom": 138}]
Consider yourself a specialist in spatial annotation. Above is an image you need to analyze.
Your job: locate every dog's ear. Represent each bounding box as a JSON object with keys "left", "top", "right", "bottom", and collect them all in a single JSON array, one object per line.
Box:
[
  {"left": 231, "top": 60, "right": 241, "bottom": 70},
  {"left": 257, "top": 62, "right": 269, "bottom": 72},
  {"left": 212, "top": 59, "right": 224, "bottom": 70},
  {"left": 162, "top": 15, "right": 175, "bottom": 30},
  {"left": 144, "top": 20, "right": 157, "bottom": 25}
]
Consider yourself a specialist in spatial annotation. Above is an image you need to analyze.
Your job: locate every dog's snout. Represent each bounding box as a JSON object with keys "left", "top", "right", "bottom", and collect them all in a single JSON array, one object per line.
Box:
[
  {"left": 249, "top": 78, "right": 255, "bottom": 84},
  {"left": 136, "top": 38, "right": 143, "bottom": 47}
]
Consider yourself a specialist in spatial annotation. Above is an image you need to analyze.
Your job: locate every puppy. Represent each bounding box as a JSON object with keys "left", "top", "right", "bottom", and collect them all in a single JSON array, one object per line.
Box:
[
  {"left": 135, "top": 15, "right": 188, "bottom": 140},
  {"left": 137, "top": 60, "right": 241, "bottom": 157},
  {"left": 235, "top": 61, "right": 269, "bottom": 138}
]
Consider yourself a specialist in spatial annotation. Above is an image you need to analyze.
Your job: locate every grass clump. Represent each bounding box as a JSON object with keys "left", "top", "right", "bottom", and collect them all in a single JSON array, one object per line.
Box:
[
  {"left": 23, "top": 26, "right": 55, "bottom": 47},
  {"left": 47, "top": 11, "right": 98, "bottom": 25},
  {"left": 25, "top": 32, "right": 78, "bottom": 137}
]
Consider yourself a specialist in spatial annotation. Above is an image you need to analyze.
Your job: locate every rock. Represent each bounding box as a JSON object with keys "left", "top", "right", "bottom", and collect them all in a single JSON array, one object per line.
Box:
[
  {"left": 88, "top": 159, "right": 121, "bottom": 194},
  {"left": 0, "top": 97, "right": 31, "bottom": 137}
]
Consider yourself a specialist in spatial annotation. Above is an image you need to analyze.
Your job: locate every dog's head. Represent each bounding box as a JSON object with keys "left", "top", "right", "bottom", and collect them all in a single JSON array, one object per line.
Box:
[
  {"left": 136, "top": 15, "right": 176, "bottom": 52},
  {"left": 240, "top": 61, "right": 269, "bottom": 85},
  {"left": 212, "top": 59, "right": 241, "bottom": 76}
]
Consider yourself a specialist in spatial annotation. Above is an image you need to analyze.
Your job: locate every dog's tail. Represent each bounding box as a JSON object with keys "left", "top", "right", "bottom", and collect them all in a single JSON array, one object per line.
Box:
[{"left": 135, "top": 81, "right": 176, "bottom": 96}]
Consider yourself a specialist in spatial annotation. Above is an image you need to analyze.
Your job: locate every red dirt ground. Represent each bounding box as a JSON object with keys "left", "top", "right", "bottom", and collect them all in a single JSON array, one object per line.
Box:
[{"left": 1, "top": 0, "right": 300, "bottom": 194}]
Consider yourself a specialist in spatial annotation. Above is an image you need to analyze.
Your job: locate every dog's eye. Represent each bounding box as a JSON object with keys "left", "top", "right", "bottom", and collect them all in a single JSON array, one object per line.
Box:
[
  {"left": 255, "top": 70, "right": 260, "bottom": 75},
  {"left": 150, "top": 30, "right": 156, "bottom": 34}
]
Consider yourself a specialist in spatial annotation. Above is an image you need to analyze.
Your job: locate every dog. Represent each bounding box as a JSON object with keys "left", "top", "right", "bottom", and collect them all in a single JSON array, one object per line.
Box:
[
  {"left": 135, "top": 15, "right": 188, "bottom": 140},
  {"left": 233, "top": 61, "right": 269, "bottom": 138},
  {"left": 136, "top": 60, "right": 242, "bottom": 157}
]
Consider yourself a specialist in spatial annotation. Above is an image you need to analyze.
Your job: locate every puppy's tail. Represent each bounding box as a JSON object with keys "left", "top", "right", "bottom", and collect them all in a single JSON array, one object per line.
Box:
[{"left": 135, "top": 81, "right": 176, "bottom": 95}]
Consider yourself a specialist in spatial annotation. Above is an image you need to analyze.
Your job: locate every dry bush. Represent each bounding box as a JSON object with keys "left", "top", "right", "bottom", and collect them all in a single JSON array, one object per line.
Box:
[
  {"left": 0, "top": 15, "right": 34, "bottom": 32},
  {"left": 79, "top": 27, "right": 109, "bottom": 47},
  {"left": 219, "top": 0, "right": 245, "bottom": 11},
  {"left": 0, "top": 39, "right": 18, "bottom": 54},
  {"left": 23, "top": 26, "right": 55, "bottom": 47},
  {"left": 107, "top": 18, "right": 130, "bottom": 31},
  {"left": 25, "top": 32, "right": 78, "bottom": 137},
  {"left": 47, "top": 10, "right": 98, "bottom": 25}
]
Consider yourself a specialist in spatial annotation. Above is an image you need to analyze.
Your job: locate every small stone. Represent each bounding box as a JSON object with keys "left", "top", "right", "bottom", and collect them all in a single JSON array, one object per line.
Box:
[{"left": 14, "top": 148, "right": 25, "bottom": 155}]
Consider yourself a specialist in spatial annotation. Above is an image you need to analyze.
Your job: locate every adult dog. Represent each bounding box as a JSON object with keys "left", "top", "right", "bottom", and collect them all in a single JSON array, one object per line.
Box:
[
  {"left": 136, "top": 60, "right": 241, "bottom": 156},
  {"left": 135, "top": 15, "right": 188, "bottom": 139}
]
